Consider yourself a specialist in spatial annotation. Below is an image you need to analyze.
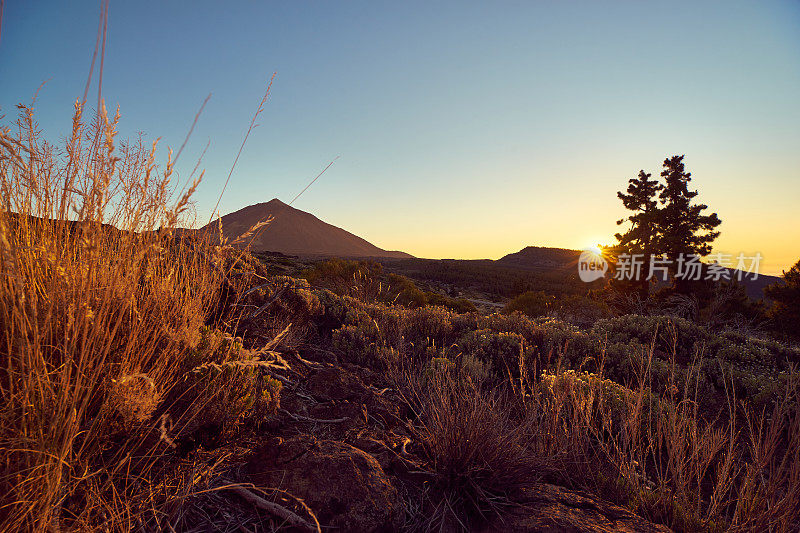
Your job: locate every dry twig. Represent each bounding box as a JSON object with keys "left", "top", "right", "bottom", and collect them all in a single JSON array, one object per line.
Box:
[{"left": 224, "top": 483, "right": 320, "bottom": 533}]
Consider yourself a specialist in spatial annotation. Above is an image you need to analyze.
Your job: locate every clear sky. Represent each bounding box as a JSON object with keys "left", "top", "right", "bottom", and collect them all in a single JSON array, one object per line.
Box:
[{"left": 1, "top": 1, "right": 799, "bottom": 274}]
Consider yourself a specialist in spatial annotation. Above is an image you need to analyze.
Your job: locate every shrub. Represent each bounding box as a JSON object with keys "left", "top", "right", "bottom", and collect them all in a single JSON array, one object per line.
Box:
[
  {"left": 460, "top": 353, "right": 492, "bottom": 385},
  {"left": 517, "top": 358, "right": 800, "bottom": 532},
  {"left": 503, "top": 290, "right": 555, "bottom": 318},
  {"left": 408, "top": 372, "right": 543, "bottom": 530},
  {"left": 457, "top": 329, "right": 528, "bottom": 378},
  {"left": 591, "top": 314, "right": 709, "bottom": 361},
  {"left": 303, "top": 258, "right": 478, "bottom": 313},
  {"left": 331, "top": 324, "right": 383, "bottom": 367},
  {"left": 424, "top": 290, "right": 478, "bottom": 313},
  {"left": 168, "top": 357, "right": 282, "bottom": 442},
  {"left": 302, "top": 258, "right": 386, "bottom": 302},
  {"left": 552, "top": 294, "right": 612, "bottom": 327}
]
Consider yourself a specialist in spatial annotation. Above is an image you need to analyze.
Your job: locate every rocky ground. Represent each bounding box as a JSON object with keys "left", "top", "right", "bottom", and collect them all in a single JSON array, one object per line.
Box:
[
  {"left": 165, "top": 270, "right": 672, "bottom": 533},
  {"left": 175, "top": 352, "right": 670, "bottom": 532}
]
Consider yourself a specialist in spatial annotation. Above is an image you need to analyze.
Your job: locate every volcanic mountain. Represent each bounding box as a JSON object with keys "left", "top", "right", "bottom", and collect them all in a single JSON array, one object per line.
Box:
[{"left": 205, "top": 199, "right": 411, "bottom": 259}]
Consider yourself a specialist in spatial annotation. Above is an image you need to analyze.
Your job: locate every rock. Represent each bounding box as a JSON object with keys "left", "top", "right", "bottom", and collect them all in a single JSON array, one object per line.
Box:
[
  {"left": 244, "top": 434, "right": 404, "bottom": 532},
  {"left": 480, "top": 483, "right": 671, "bottom": 533}
]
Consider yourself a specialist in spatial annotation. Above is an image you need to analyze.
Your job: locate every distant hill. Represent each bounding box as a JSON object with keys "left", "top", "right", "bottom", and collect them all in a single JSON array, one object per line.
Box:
[
  {"left": 721, "top": 268, "right": 780, "bottom": 300},
  {"left": 497, "top": 245, "right": 779, "bottom": 300},
  {"left": 497, "top": 246, "right": 581, "bottom": 271},
  {"left": 204, "top": 199, "right": 411, "bottom": 259}
]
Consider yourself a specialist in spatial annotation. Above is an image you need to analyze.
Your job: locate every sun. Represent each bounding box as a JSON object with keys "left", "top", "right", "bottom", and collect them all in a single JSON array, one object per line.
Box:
[
  {"left": 583, "top": 241, "right": 607, "bottom": 258},
  {"left": 581, "top": 239, "right": 615, "bottom": 261}
]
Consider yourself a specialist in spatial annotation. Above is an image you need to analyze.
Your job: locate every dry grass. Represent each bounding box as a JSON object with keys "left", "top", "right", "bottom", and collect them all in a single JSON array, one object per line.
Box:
[
  {"left": 519, "top": 348, "right": 800, "bottom": 532},
  {"left": 0, "top": 99, "right": 238, "bottom": 530},
  {"left": 398, "top": 337, "right": 800, "bottom": 532},
  {"left": 406, "top": 371, "right": 544, "bottom": 531}
]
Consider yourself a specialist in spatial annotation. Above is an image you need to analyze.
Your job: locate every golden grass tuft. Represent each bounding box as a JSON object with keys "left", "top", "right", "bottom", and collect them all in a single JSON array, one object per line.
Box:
[{"left": 0, "top": 99, "right": 232, "bottom": 530}]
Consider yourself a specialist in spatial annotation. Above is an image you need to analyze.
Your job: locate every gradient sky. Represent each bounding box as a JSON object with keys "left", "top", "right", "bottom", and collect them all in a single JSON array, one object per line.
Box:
[{"left": 1, "top": 1, "right": 799, "bottom": 274}]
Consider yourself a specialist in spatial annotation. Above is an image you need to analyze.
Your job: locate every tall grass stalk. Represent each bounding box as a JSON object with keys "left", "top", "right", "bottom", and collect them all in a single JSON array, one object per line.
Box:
[{"left": 0, "top": 99, "right": 227, "bottom": 530}]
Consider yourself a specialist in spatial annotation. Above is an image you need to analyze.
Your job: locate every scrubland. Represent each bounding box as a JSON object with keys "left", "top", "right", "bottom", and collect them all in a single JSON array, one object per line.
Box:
[{"left": 1, "top": 103, "right": 798, "bottom": 532}]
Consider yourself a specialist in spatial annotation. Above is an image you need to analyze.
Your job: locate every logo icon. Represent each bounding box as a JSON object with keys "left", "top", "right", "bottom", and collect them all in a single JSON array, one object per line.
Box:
[{"left": 578, "top": 248, "right": 608, "bottom": 282}]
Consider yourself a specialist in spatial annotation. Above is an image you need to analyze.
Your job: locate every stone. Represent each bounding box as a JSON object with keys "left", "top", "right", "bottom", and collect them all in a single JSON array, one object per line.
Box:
[{"left": 244, "top": 434, "right": 404, "bottom": 532}]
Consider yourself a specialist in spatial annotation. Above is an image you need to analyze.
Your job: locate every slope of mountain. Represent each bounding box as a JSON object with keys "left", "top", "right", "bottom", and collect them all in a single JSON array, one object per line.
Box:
[{"left": 206, "top": 199, "right": 411, "bottom": 259}]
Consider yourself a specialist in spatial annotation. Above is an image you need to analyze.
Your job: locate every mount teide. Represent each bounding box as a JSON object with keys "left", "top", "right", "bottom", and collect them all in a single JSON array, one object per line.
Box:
[{"left": 205, "top": 199, "right": 411, "bottom": 259}]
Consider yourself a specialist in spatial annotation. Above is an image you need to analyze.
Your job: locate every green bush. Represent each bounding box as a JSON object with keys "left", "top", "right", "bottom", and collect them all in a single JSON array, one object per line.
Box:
[
  {"left": 457, "top": 330, "right": 528, "bottom": 376},
  {"left": 318, "top": 285, "right": 796, "bottom": 415},
  {"left": 503, "top": 290, "right": 555, "bottom": 318}
]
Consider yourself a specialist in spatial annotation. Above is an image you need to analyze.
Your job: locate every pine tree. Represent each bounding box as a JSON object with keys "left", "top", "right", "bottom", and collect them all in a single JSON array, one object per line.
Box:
[
  {"left": 613, "top": 170, "right": 662, "bottom": 297},
  {"left": 615, "top": 170, "right": 662, "bottom": 254},
  {"left": 613, "top": 156, "right": 722, "bottom": 298},
  {"left": 655, "top": 155, "right": 722, "bottom": 294},
  {"left": 656, "top": 155, "right": 721, "bottom": 259}
]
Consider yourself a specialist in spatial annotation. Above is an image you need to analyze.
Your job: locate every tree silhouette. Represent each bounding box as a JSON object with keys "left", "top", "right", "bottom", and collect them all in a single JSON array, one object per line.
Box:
[
  {"left": 613, "top": 155, "right": 722, "bottom": 297},
  {"left": 656, "top": 155, "right": 721, "bottom": 260},
  {"left": 613, "top": 170, "right": 662, "bottom": 297},
  {"left": 615, "top": 170, "right": 662, "bottom": 254}
]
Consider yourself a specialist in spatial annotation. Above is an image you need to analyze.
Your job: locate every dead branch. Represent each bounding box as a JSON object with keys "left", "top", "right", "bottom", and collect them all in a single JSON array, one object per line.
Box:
[
  {"left": 279, "top": 408, "right": 348, "bottom": 424},
  {"left": 225, "top": 484, "right": 321, "bottom": 533}
]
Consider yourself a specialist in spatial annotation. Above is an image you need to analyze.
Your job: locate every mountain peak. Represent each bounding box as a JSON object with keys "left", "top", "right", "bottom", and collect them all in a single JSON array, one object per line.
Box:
[{"left": 204, "top": 201, "right": 411, "bottom": 259}]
